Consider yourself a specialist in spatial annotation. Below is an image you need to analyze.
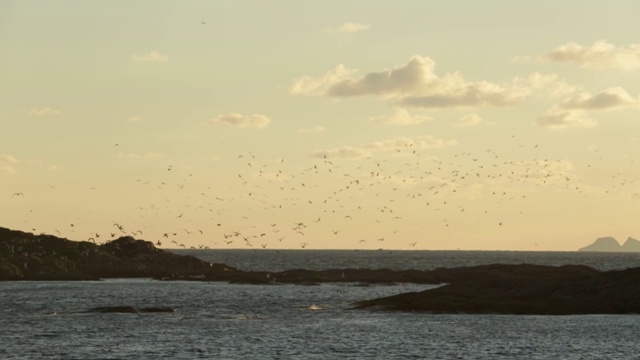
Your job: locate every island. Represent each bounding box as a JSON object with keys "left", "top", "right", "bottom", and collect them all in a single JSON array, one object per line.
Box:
[
  {"left": 3, "top": 226, "right": 640, "bottom": 315},
  {"left": 578, "top": 236, "right": 640, "bottom": 252}
]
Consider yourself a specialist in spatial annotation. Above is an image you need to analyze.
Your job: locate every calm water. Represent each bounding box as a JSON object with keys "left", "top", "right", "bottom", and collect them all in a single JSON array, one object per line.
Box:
[{"left": 2, "top": 251, "right": 640, "bottom": 359}]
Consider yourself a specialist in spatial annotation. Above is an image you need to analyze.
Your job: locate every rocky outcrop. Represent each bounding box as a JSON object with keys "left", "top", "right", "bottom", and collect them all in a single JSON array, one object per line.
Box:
[
  {"left": 89, "top": 306, "right": 175, "bottom": 313},
  {"left": 579, "top": 236, "right": 640, "bottom": 252},
  {"left": 353, "top": 264, "right": 640, "bottom": 314},
  {"left": 0, "top": 227, "right": 234, "bottom": 280},
  {"left": 622, "top": 237, "right": 640, "bottom": 252},
  {"left": 578, "top": 236, "right": 621, "bottom": 252}
]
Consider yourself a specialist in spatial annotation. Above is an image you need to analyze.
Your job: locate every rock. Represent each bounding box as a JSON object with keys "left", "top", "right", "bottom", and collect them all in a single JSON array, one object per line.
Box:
[
  {"left": 578, "top": 236, "right": 622, "bottom": 252},
  {"left": 90, "top": 306, "right": 138, "bottom": 313},
  {"left": 622, "top": 237, "right": 640, "bottom": 252},
  {"left": 0, "top": 226, "right": 235, "bottom": 280},
  {"left": 578, "top": 236, "right": 640, "bottom": 252},
  {"left": 89, "top": 306, "right": 175, "bottom": 313},
  {"left": 353, "top": 264, "right": 640, "bottom": 315}
]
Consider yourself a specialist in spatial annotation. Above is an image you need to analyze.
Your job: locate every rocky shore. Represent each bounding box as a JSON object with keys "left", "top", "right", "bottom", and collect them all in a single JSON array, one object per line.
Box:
[
  {"left": 0, "top": 227, "right": 233, "bottom": 280},
  {"left": 3, "top": 226, "right": 640, "bottom": 314},
  {"left": 353, "top": 264, "right": 640, "bottom": 315}
]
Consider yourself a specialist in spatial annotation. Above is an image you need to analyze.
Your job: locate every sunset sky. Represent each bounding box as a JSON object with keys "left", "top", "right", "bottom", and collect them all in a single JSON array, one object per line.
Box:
[{"left": 2, "top": 1, "right": 640, "bottom": 250}]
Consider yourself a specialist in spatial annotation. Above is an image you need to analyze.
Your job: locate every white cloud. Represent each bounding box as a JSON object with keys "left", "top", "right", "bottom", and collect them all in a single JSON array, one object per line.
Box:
[
  {"left": 209, "top": 113, "right": 271, "bottom": 129},
  {"left": 364, "top": 135, "right": 457, "bottom": 151},
  {"left": 128, "top": 115, "right": 144, "bottom": 122},
  {"left": 297, "top": 126, "right": 326, "bottom": 133},
  {"left": 540, "top": 40, "right": 640, "bottom": 70},
  {"left": 312, "top": 135, "right": 457, "bottom": 159},
  {"left": 0, "top": 165, "right": 16, "bottom": 175},
  {"left": 559, "top": 87, "right": 637, "bottom": 110},
  {"left": 132, "top": 51, "right": 169, "bottom": 63},
  {"left": 336, "top": 22, "right": 370, "bottom": 33},
  {"left": 511, "top": 72, "right": 576, "bottom": 97},
  {"left": 292, "top": 56, "right": 528, "bottom": 108},
  {"left": 290, "top": 64, "right": 356, "bottom": 96},
  {"left": 117, "top": 152, "right": 164, "bottom": 159},
  {"left": 0, "top": 154, "right": 17, "bottom": 175},
  {"left": 1, "top": 154, "right": 18, "bottom": 164},
  {"left": 453, "top": 113, "right": 482, "bottom": 127},
  {"left": 49, "top": 165, "right": 59, "bottom": 171},
  {"left": 312, "top": 146, "right": 371, "bottom": 160},
  {"left": 399, "top": 80, "right": 528, "bottom": 108},
  {"left": 535, "top": 108, "right": 595, "bottom": 129},
  {"left": 29, "top": 108, "right": 62, "bottom": 116},
  {"left": 369, "top": 108, "right": 432, "bottom": 125}
]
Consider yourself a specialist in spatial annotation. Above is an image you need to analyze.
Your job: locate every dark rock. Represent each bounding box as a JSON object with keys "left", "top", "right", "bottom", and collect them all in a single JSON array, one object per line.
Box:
[
  {"left": 90, "top": 306, "right": 139, "bottom": 313},
  {"left": 0, "top": 226, "right": 234, "bottom": 280},
  {"left": 353, "top": 264, "right": 640, "bottom": 315},
  {"left": 139, "top": 307, "right": 175, "bottom": 313},
  {"left": 89, "top": 306, "right": 175, "bottom": 313}
]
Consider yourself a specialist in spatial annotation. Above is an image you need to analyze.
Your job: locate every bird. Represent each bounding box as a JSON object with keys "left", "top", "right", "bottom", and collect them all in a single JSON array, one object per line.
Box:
[{"left": 12, "top": 192, "right": 24, "bottom": 198}]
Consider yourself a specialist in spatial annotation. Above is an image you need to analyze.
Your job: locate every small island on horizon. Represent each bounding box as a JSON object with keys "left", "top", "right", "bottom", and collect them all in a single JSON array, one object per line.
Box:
[{"left": 578, "top": 236, "right": 640, "bottom": 252}]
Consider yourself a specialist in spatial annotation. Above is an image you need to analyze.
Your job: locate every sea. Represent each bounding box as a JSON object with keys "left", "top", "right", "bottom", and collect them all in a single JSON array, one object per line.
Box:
[{"left": 2, "top": 250, "right": 640, "bottom": 360}]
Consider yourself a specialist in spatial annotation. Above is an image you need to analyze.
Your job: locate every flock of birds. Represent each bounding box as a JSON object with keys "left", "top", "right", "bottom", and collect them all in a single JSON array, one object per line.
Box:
[{"left": 8, "top": 131, "right": 640, "bottom": 251}]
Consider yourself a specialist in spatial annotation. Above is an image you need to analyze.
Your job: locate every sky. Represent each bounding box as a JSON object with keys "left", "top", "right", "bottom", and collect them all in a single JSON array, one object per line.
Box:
[{"left": 2, "top": 0, "right": 640, "bottom": 251}]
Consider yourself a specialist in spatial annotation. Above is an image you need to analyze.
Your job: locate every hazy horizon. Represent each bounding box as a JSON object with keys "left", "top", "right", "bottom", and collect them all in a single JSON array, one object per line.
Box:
[{"left": 2, "top": 1, "right": 640, "bottom": 251}]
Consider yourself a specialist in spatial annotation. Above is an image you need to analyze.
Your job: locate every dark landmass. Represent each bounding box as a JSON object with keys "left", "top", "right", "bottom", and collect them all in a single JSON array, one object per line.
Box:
[
  {"left": 578, "top": 236, "right": 640, "bottom": 252},
  {"left": 4, "top": 227, "right": 640, "bottom": 314},
  {"left": 88, "top": 306, "right": 175, "bottom": 313},
  {"left": 0, "top": 226, "right": 233, "bottom": 280},
  {"left": 353, "top": 264, "right": 640, "bottom": 314}
]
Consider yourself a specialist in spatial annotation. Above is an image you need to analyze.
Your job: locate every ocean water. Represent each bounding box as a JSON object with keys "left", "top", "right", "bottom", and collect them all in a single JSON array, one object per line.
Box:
[{"left": 2, "top": 251, "right": 640, "bottom": 359}]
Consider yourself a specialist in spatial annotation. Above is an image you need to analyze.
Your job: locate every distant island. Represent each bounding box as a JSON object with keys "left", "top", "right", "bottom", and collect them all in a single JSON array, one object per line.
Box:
[{"left": 578, "top": 236, "right": 640, "bottom": 252}]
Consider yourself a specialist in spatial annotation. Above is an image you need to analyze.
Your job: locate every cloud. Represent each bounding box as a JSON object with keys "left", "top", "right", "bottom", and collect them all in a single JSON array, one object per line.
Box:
[
  {"left": 210, "top": 113, "right": 271, "bottom": 129},
  {"left": 363, "top": 135, "right": 457, "bottom": 151},
  {"left": 540, "top": 40, "right": 640, "bottom": 70},
  {"left": 453, "top": 113, "right": 482, "bottom": 127},
  {"left": 132, "top": 51, "right": 169, "bottom": 62},
  {"left": 0, "top": 165, "right": 16, "bottom": 175},
  {"left": 128, "top": 115, "right": 144, "bottom": 122},
  {"left": 297, "top": 126, "right": 326, "bottom": 133},
  {"left": 336, "top": 22, "right": 370, "bottom": 33},
  {"left": 117, "top": 152, "right": 164, "bottom": 159},
  {"left": 290, "top": 64, "right": 356, "bottom": 96},
  {"left": 312, "top": 146, "right": 371, "bottom": 160},
  {"left": 369, "top": 108, "right": 432, "bottom": 125},
  {"left": 535, "top": 108, "right": 595, "bottom": 129},
  {"left": 312, "top": 135, "right": 457, "bottom": 159},
  {"left": 49, "top": 165, "right": 59, "bottom": 171},
  {"left": 0, "top": 155, "right": 17, "bottom": 175},
  {"left": 29, "top": 108, "right": 62, "bottom": 116},
  {"left": 559, "top": 87, "right": 637, "bottom": 110},
  {"left": 1, "top": 154, "right": 18, "bottom": 164},
  {"left": 511, "top": 72, "right": 576, "bottom": 97},
  {"left": 292, "top": 56, "right": 528, "bottom": 108},
  {"left": 398, "top": 81, "right": 528, "bottom": 108}
]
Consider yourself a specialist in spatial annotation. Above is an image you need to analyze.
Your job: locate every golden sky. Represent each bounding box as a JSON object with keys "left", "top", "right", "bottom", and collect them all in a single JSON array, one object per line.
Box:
[{"left": 2, "top": 1, "right": 640, "bottom": 250}]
